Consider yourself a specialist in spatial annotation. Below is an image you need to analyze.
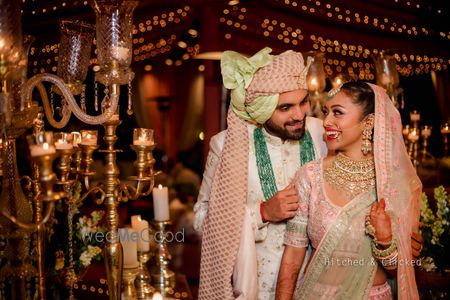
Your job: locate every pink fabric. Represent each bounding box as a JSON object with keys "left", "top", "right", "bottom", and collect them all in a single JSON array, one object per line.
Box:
[
  {"left": 198, "top": 111, "right": 247, "bottom": 299},
  {"left": 370, "top": 83, "right": 421, "bottom": 300},
  {"left": 285, "top": 160, "right": 340, "bottom": 249},
  {"left": 368, "top": 282, "right": 392, "bottom": 300},
  {"left": 246, "top": 50, "right": 308, "bottom": 104}
]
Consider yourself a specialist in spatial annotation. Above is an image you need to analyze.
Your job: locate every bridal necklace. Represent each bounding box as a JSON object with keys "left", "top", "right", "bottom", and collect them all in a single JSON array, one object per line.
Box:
[{"left": 324, "top": 152, "right": 376, "bottom": 199}]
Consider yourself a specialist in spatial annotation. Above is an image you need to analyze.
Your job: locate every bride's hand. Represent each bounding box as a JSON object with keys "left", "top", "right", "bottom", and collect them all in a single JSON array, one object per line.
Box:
[{"left": 369, "top": 199, "right": 392, "bottom": 243}]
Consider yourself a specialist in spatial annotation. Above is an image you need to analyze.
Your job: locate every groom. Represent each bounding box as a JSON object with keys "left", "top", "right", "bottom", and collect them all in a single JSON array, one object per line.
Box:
[{"left": 194, "top": 47, "right": 327, "bottom": 299}]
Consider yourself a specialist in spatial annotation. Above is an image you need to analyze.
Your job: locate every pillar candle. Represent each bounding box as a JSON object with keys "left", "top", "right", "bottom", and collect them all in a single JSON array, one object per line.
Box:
[
  {"left": 55, "top": 140, "right": 73, "bottom": 150},
  {"left": 133, "top": 138, "right": 153, "bottom": 146},
  {"left": 119, "top": 228, "right": 139, "bottom": 268},
  {"left": 152, "top": 184, "right": 170, "bottom": 221},
  {"left": 29, "top": 143, "right": 56, "bottom": 157},
  {"left": 80, "top": 130, "right": 98, "bottom": 146},
  {"left": 131, "top": 215, "right": 150, "bottom": 252}
]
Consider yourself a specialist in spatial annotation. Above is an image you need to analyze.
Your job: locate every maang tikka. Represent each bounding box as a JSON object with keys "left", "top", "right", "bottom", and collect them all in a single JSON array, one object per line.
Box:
[{"left": 361, "top": 114, "right": 374, "bottom": 155}]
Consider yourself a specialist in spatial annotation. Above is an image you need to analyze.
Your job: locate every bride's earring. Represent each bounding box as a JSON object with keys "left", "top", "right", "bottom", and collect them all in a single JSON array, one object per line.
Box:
[{"left": 361, "top": 114, "right": 374, "bottom": 155}]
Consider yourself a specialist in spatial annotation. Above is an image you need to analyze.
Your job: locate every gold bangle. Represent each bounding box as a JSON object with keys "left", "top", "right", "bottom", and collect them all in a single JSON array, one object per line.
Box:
[
  {"left": 365, "top": 215, "right": 376, "bottom": 239},
  {"left": 371, "top": 238, "right": 397, "bottom": 258},
  {"left": 375, "top": 237, "right": 393, "bottom": 247},
  {"left": 379, "top": 251, "right": 398, "bottom": 269}
]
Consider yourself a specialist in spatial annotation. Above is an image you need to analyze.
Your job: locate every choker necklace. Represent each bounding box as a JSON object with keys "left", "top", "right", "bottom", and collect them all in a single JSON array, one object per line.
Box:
[{"left": 323, "top": 153, "right": 376, "bottom": 199}]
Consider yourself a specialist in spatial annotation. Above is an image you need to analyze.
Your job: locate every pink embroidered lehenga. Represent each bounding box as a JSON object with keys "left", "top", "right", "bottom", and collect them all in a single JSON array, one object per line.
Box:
[{"left": 285, "top": 84, "right": 421, "bottom": 300}]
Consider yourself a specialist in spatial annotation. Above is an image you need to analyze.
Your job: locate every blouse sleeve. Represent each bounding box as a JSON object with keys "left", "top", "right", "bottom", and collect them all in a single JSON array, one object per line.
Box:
[{"left": 284, "top": 164, "right": 312, "bottom": 248}]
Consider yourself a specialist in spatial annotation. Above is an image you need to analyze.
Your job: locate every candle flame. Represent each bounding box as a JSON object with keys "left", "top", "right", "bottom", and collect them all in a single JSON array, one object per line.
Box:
[{"left": 158, "top": 184, "right": 163, "bottom": 189}]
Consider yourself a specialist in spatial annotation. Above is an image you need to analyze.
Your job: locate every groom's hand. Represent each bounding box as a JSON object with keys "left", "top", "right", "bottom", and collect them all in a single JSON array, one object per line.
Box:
[
  {"left": 262, "top": 184, "right": 299, "bottom": 222},
  {"left": 411, "top": 231, "right": 423, "bottom": 259}
]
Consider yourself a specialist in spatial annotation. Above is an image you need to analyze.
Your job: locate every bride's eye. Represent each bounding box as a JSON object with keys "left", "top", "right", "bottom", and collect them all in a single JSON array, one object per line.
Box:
[{"left": 333, "top": 109, "right": 343, "bottom": 116}]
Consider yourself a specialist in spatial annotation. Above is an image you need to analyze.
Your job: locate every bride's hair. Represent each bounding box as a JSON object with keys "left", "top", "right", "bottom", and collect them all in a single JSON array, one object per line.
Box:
[{"left": 341, "top": 81, "right": 375, "bottom": 119}]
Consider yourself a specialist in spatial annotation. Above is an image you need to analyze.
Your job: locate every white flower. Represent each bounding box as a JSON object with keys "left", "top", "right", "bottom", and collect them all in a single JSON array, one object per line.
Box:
[
  {"left": 420, "top": 256, "right": 437, "bottom": 272},
  {"left": 79, "top": 245, "right": 102, "bottom": 268},
  {"left": 91, "top": 211, "right": 104, "bottom": 225}
]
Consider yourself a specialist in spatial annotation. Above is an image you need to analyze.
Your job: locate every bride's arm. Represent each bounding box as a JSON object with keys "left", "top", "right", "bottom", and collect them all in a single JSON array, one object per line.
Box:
[{"left": 275, "top": 245, "right": 307, "bottom": 300}]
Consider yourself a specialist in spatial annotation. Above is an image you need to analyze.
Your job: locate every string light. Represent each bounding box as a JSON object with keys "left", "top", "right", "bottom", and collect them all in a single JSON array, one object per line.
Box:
[
  {"left": 23, "top": 1, "right": 448, "bottom": 74},
  {"left": 219, "top": 2, "right": 448, "bottom": 77}
]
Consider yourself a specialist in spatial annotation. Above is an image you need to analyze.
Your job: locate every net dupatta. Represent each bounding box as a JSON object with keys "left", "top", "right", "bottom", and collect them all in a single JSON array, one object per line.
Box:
[{"left": 370, "top": 83, "right": 421, "bottom": 300}]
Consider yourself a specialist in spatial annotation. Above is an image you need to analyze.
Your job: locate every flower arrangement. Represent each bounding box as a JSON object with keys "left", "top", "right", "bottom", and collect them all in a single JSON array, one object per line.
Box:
[
  {"left": 419, "top": 186, "right": 450, "bottom": 272},
  {"left": 74, "top": 210, "right": 105, "bottom": 270},
  {"left": 47, "top": 184, "right": 107, "bottom": 293}
]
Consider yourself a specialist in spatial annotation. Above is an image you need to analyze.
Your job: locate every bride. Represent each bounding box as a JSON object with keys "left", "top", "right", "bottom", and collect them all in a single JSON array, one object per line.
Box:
[{"left": 275, "top": 81, "right": 421, "bottom": 299}]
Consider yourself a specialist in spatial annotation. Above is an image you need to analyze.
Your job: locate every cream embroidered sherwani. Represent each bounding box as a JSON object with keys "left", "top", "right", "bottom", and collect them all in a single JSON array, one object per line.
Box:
[{"left": 194, "top": 116, "right": 327, "bottom": 300}]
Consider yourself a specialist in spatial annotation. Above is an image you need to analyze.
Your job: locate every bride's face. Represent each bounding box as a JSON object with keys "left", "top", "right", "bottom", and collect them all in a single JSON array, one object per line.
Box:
[{"left": 322, "top": 91, "right": 369, "bottom": 158}]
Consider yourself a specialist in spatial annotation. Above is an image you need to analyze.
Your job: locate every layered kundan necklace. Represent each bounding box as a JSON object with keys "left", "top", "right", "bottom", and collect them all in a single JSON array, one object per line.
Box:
[
  {"left": 254, "top": 127, "right": 316, "bottom": 200},
  {"left": 324, "top": 152, "right": 376, "bottom": 199}
]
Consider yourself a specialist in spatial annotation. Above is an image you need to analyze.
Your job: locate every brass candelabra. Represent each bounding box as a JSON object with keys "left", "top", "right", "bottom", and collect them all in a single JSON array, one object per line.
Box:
[{"left": 0, "top": 1, "right": 167, "bottom": 299}]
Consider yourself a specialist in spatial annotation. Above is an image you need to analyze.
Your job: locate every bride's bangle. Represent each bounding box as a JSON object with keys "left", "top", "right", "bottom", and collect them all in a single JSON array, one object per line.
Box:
[
  {"left": 375, "top": 236, "right": 393, "bottom": 247},
  {"left": 371, "top": 238, "right": 397, "bottom": 258}
]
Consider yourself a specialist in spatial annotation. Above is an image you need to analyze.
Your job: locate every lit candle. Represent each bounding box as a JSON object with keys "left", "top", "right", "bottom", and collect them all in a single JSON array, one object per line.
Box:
[
  {"left": 55, "top": 141, "right": 73, "bottom": 150},
  {"left": 152, "top": 184, "right": 170, "bottom": 221},
  {"left": 54, "top": 133, "right": 74, "bottom": 150},
  {"left": 133, "top": 128, "right": 154, "bottom": 146},
  {"left": 27, "top": 132, "right": 56, "bottom": 156},
  {"left": 421, "top": 126, "right": 432, "bottom": 138},
  {"left": 133, "top": 138, "right": 153, "bottom": 146},
  {"left": 408, "top": 130, "right": 420, "bottom": 142},
  {"left": 402, "top": 125, "right": 410, "bottom": 137},
  {"left": 410, "top": 110, "right": 421, "bottom": 122},
  {"left": 131, "top": 215, "right": 150, "bottom": 252},
  {"left": 29, "top": 143, "right": 56, "bottom": 157},
  {"left": 441, "top": 123, "right": 450, "bottom": 134},
  {"left": 119, "top": 228, "right": 139, "bottom": 268},
  {"left": 152, "top": 292, "right": 163, "bottom": 300},
  {"left": 111, "top": 46, "right": 130, "bottom": 61},
  {"left": 80, "top": 130, "right": 98, "bottom": 146}
]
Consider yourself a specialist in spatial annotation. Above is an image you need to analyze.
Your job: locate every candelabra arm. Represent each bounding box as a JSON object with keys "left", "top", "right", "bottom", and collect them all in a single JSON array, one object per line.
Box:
[
  {"left": 0, "top": 202, "right": 55, "bottom": 231},
  {"left": 120, "top": 180, "right": 146, "bottom": 201},
  {"left": 35, "top": 81, "right": 71, "bottom": 129},
  {"left": 78, "top": 185, "right": 106, "bottom": 205},
  {"left": 23, "top": 73, "right": 119, "bottom": 125},
  {"left": 141, "top": 170, "right": 161, "bottom": 196},
  {"left": 83, "top": 175, "right": 92, "bottom": 191}
]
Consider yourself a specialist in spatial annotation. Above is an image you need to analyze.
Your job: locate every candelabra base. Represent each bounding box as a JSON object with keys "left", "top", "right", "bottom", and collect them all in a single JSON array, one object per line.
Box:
[
  {"left": 121, "top": 267, "right": 138, "bottom": 300},
  {"left": 150, "top": 220, "right": 175, "bottom": 288},
  {"left": 150, "top": 268, "right": 175, "bottom": 287},
  {"left": 136, "top": 251, "right": 155, "bottom": 300}
]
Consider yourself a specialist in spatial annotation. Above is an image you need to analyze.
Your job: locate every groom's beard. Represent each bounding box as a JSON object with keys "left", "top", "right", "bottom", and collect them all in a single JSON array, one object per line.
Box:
[{"left": 264, "top": 118, "right": 306, "bottom": 141}]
